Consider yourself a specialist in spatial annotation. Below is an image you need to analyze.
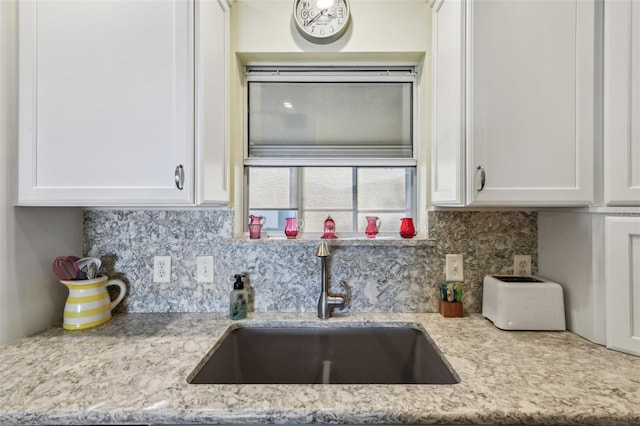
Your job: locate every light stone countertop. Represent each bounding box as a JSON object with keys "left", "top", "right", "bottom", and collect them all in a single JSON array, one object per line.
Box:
[{"left": 0, "top": 312, "right": 639, "bottom": 425}]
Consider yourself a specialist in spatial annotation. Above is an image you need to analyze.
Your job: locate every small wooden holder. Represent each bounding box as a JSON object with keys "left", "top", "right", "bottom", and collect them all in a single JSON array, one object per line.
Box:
[{"left": 440, "top": 300, "right": 463, "bottom": 318}]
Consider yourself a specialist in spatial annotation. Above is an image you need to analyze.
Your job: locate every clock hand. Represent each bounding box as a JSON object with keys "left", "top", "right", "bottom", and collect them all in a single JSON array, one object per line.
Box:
[{"left": 305, "top": 8, "right": 327, "bottom": 26}]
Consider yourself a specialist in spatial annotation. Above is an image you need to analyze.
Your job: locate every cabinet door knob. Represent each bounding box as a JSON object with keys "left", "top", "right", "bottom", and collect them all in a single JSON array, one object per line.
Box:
[
  {"left": 175, "top": 165, "right": 184, "bottom": 190},
  {"left": 476, "top": 165, "right": 486, "bottom": 192}
]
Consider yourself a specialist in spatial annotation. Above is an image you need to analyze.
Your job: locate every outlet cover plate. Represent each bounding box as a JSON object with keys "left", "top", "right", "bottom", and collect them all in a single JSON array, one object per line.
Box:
[
  {"left": 445, "top": 254, "right": 464, "bottom": 281},
  {"left": 514, "top": 255, "right": 532, "bottom": 276},
  {"left": 153, "top": 256, "right": 171, "bottom": 283}
]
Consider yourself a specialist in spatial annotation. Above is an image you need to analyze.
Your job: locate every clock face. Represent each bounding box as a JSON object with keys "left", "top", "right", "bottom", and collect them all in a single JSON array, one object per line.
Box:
[{"left": 294, "top": 0, "right": 350, "bottom": 41}]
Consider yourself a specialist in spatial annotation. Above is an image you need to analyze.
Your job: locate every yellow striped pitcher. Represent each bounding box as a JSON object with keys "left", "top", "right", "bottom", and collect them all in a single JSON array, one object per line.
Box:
[{"left": 60, "top": 276, "right": 126, "bottom": 330}]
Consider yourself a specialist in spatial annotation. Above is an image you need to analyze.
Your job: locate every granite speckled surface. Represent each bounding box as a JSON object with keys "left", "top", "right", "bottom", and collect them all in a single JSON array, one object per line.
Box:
[
  {"left": 83, "top": 210, "right": 537, "bottom": 315},
  {"left": 1, "top": 313, "right": 638, "bottom": 425}
]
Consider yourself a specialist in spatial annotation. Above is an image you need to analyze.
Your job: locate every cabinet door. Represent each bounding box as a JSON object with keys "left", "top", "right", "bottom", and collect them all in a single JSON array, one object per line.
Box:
[
  {"left": 431, "top": 0, "right": 465, "bottom": 206},
  {"left": 605, "top": 217, "right": 640, "bottom": 356},
  {"left": 196, "top": 0, "right": 230, "bottom": 205},
  {"left": 604, "top": 0, "right": 640, "bottom": 206},
  {"left": 18, "top": 0, "right": 194, "bottom": 206},
  {"left": 467, "top": 0, "right": 594, "bottom": 206}
]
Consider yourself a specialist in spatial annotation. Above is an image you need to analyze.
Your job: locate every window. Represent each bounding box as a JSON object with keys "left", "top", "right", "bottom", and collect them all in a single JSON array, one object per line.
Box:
[{"left": 244, "top": 66, "right": 417, "bottom": 237}]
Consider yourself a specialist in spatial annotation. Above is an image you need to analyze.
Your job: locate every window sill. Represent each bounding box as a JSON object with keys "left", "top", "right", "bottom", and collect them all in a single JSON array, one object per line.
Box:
[{"left": 228, "top": 235, "right": 436, "bottom": 248}]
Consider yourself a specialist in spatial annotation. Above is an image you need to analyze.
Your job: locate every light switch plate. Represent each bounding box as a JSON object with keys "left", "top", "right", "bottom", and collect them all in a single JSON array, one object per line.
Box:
[
  {"left": 445, "top": 254, "right": 464, "bottom": 281},
  {"left": 196, "top": 256, "right": 214, "bottom": 283}
]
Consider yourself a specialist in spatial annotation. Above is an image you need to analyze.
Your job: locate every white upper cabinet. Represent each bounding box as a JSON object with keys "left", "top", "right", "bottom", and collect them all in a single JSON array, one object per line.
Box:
[
  {"left": 19, "top": 0, "right": 194, "bottom": 205},
  {"left": 604, "top": 0, "right": 640, "bottom": 206},
  {"left": 18, "top": 0, "right": 231, "bottom": 206},
  {"left": 196, "top": 0, "right": 230, "bottom": 205},
  {"left": 431, "top": 0, "right": 595, "bottom": 206}
]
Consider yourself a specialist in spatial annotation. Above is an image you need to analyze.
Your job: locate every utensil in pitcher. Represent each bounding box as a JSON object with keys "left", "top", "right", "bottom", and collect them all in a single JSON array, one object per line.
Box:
[
  {"left": 76, "top": 257, "right": 102, "bottom": 280},
  {"left": 52, "top": 256, "right": 82, "bottom": 280}
]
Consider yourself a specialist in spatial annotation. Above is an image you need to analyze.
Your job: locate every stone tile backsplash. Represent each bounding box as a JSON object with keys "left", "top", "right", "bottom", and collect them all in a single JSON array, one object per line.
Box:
[{"left": 83, "top": 209, "right": 537, "bottom": 314}]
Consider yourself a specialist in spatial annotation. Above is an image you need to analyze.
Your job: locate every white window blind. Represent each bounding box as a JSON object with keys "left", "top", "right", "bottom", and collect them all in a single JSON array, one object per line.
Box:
[{"left": 246, "top": 67, "right": 416, "bottom": 163}]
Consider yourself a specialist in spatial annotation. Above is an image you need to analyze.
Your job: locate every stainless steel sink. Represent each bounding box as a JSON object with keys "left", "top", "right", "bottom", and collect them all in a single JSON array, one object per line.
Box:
[{"left": 188, "top": 325, "right": 459, "bottom": 385}]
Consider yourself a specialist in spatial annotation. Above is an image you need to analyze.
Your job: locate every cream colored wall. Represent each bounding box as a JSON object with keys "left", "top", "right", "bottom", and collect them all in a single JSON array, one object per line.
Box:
[
  {"left": 0, "top": 0, "right": 82, "bottom": 345},
  {"left": 231, "top": 0, "right": 431, "bottom": 54},
  {"left": 228, "top": 0, "right": 432, "bottom": 236}
]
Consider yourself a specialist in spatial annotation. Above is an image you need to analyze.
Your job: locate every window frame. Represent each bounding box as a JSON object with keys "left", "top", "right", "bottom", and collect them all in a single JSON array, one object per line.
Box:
[
  {"left": 241, "top": 65, "right": 421, "bottom": 238},
  {"left": 244, "top": 166, "right": 417, "bottom": 236}
]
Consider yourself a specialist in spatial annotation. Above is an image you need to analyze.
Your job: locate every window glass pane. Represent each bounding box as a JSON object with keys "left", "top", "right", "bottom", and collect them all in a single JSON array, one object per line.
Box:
[
  {"left": 302, "top": 168, "right": 353, "bottom": 209},
  {"left": 249, "top": 168, "right": 291, "bottom": 209},
  {"left": 357, "top": 168, "right": 406, "bottom": 210},
  {"left": 246, "top": 166, "right": 415, "bottom": 235},
  {"left": 248, "top": 82, "right": 412, "bottom": 158},
  {"left": 303, "top": 211, "right": 354, "bottom": 233}
]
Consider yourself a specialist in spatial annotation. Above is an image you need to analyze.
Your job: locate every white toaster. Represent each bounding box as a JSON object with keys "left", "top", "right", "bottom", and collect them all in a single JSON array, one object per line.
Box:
[{"left": 482, "top": 275, "right": 566, "bottom": 331}]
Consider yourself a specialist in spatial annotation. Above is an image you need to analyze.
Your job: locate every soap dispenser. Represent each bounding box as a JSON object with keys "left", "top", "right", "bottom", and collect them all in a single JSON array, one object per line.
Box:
[{"left": 230, "top": 274, "right": 248, "bottom": 320}]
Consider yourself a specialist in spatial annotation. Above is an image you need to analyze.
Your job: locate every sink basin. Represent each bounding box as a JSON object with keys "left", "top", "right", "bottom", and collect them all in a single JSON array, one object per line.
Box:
[{"left": 188, "top": 325, "right": 459, "bottom": 385}]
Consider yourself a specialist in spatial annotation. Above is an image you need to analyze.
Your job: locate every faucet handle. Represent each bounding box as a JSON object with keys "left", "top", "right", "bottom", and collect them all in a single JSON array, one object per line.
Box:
[{"left": 338, "top": 280, "right": 352, "bottom": 308}]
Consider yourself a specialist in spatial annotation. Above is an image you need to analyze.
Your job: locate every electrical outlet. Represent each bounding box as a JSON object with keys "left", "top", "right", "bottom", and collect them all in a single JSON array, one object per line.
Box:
[
  {"left": 514, "top": 255, "right": 532, "bottom": 276},
  {"left": 196, "top": 256, "right": 214, "bottom": 283},
  {"left": 153, "top": 256, "right": 171, "bottom": 283},
  {"left": 445, "top": 254, "right": 464, "bottom": 281}
]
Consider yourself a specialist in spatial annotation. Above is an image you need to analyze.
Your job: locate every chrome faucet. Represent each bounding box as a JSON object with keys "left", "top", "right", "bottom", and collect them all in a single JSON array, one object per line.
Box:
[{"left": 315, "top": 241, "right": 351, "bottom": 319}]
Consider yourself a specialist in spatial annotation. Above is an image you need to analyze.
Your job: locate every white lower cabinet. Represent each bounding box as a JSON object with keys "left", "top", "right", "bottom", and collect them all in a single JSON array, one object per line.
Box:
[
  {"left": 18, "top": 0, "right": 230, "bottom": 206},
  {"left": 430, "top": 0, "right": 594, "bottom": 206},
  {"left": 604, "top": 0, "right": 640, "bottom": 206},
  {"left": 605, "top": 217, "right": 640, "bottom": 356},
  {"left": 539, "top": 212, "right": 640, "bottom": 357}
]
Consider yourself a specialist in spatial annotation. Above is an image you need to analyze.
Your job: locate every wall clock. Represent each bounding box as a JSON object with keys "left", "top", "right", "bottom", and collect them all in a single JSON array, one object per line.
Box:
[{"left": 293, "top": 0, "right": 351, "bottom": 43}]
